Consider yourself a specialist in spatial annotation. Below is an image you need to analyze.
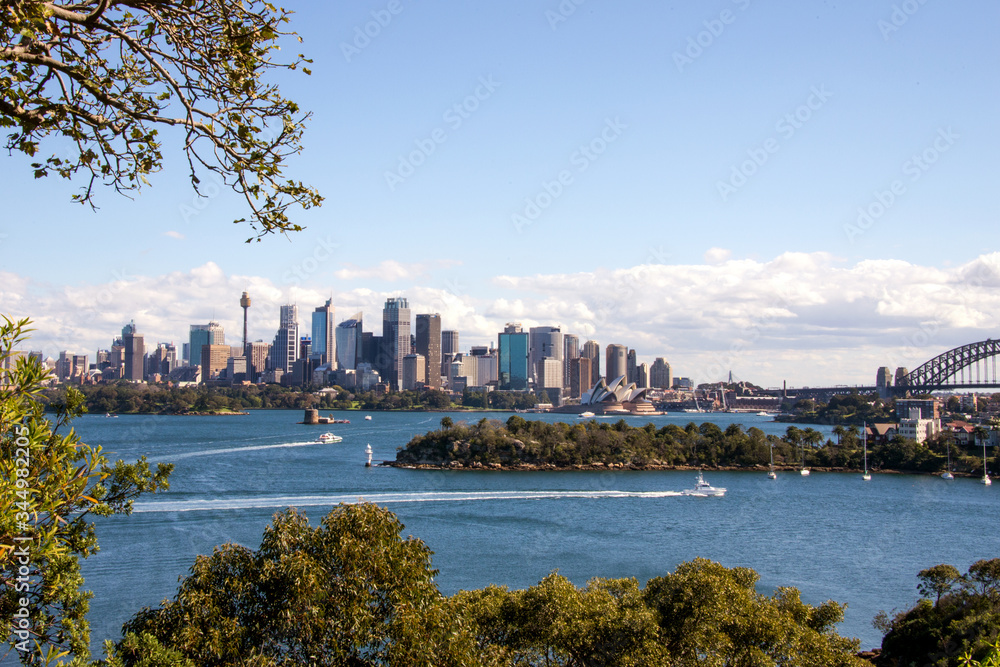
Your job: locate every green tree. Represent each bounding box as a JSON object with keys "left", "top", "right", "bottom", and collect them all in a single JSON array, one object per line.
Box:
[
  {"left": 111, "top": 503, "right": 458, "bottom": 667},
  {"left": 454, "top": 574, "right": 665, "bottom": 665},
  {"left": 644, "top": 558, "right": 864, "bottom": 666},
  {"left": 918, "top": 564, "right": 963, "bottom": 604},
  {"left": 1, "top": 0, "right": 322, "bottom": 240},
  {"left": 1, "top": 316, "right": 172, "bottom": 665},
  {"left": 878, "top": 559, "right": 1000, "bottom": 666}
]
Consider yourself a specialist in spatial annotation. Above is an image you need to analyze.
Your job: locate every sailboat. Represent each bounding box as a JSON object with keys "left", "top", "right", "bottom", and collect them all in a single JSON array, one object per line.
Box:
[
  {"left": 862, "top": 422, "right": 871, "bottom": 481},
  {"left": 942, "top": 439, "right": 954, "bottom": 480},
  {"left": 800, "top": 441, "right": 810, "bottom": 476},
  {"left": 768, "top": 444, "right": 777, "bottom": 479},
  {"left": 982, "top": 435, "right": 992, "bottom": 486}
]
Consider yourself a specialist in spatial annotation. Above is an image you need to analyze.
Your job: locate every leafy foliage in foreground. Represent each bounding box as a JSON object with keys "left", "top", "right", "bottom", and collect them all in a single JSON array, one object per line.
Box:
[
  {"left": 0, "top": 317, "right": 172, "bottom": 665},
  {"left": 877, "top": 560, "right": 1000, "bottom": 667},
  {"left": 109, "top": 502, "right": 865, "bottom": 667}
]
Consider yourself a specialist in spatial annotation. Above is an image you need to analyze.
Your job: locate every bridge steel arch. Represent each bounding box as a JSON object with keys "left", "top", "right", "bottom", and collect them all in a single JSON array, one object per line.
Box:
[{"left": 902, "top": 339, "right": 1000, "bottom": 391}]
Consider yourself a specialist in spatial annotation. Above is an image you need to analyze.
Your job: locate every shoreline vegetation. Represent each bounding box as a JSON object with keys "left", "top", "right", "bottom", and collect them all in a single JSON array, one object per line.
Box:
[
  {"left": 41, "top": 384, "right": 536, "bottom": 414},
  {"left": 389, "top": 416, "right": 995, "bottom": 477}
]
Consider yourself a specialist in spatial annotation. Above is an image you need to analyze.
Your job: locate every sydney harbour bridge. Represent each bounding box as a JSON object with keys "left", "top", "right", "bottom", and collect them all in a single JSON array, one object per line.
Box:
[{"left": 771, "top": 339, "right": 1000, "bottom": 400}]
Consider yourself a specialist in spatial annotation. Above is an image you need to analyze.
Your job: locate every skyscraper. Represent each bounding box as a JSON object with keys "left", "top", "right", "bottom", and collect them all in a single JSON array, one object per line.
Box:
[
  {"left": 246, "top": 341, "right": 270, "bottom": 383},
  {"left": 401, "top": 353, "right": 426, "bottom": 391},
  {"left": 149, "top": 343, "right": 177, "bottom": 376},
  {"left": 122, "top": 320, "right": 145, "bottom": 382},
  {"left": 311, "top": 299, "right": 336, "bottom": 366},
  {"left": 381, "top": 297, "right": 411, "bottom": 390},
  {"left": 57, "top": 351, "right": 72, "bottom": 382},
  {"left": 528, "top": 326, "right": 562, "bottom": 384},
  {"left": 189, "top": 322, "right": 224, "bottom": 366},
  {"left": 441, "top": 330, "right": 459, "bottom": 356},
  {"left": 336, "top": 313, "right": 362, "bottom": 370},
  {"left": 270, "top": 304, "right": 299, "bottom": 374},
  {"left": 498, "top": 323, "right": 529, "bottom": 391},
  {"left": 636, "top": 362, "right": 649, "bottom": 389},
  {"left": 563, "top": 334, "right": 579, "bottom": 389},
  {"left": 415, "top": 313, "right": 442, "bottom": 390},
  {"left": 568, "top": 356, "right": 592, "bottom": 398},
  {"left": 201, "top": 344, "right": 230, "bottom": 381},
  {"left": 605, "top": 344, "right": 627, "bottom": 383},
  {"left": 582, "top": 340, "right": 601, "bottom": 386},
  {"left": 650, "top": 358, "right": 672, "bottom": 389},
  {"left": 626, "top": 348, "right": 638, "bottom": 384}
]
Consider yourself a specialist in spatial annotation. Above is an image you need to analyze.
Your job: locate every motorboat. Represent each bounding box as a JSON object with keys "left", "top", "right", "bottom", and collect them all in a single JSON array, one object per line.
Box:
[
  {"left": 364, "top": 415, "right": 373, "bottom": 421},
  {"left": 681, "top": 471, "right": 726, "bottom": 497},
  {"left": 577, "top": 411, "right": 596, "bottom": 419},
  {"left": 756, "top": 411, "right": 773, "bottom": 417},
  {"left": 318, "top": 433, "right": 343, "bottom": 444}
]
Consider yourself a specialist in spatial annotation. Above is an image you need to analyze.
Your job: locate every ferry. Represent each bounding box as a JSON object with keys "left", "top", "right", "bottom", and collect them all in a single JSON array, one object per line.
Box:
[{"left": 318, "top": 433, "right": 343, "bottom": 444}]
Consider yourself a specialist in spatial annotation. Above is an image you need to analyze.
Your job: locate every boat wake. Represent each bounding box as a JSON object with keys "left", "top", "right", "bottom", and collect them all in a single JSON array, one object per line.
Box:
[
  {"left": 153, "top": 440, "right": 329, "bottom": 462},
  {"left": 134, "top": 489, "right": 685, "bottom": 513}
]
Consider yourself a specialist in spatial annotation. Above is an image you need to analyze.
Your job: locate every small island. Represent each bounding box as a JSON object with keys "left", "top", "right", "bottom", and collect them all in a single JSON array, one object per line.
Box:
[
  {"left": 171, "top": 408, "right": 249, "bottom": 416},
  {"left": 388, "top": 416, "right": 991, "bottom": 476}
]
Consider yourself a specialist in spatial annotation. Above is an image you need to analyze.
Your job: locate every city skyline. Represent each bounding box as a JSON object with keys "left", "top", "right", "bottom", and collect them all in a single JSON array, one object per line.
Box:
[
  {"left": 10, "top": 263, "right": 1000, "bottom": 392},
  {"left": 1, "top": 2, "right": 998, "bottom": 388}
]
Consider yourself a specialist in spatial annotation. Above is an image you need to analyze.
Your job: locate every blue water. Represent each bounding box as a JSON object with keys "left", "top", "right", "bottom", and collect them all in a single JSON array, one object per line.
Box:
[{"left": 69, "top": 410, "right": 997, "bottom": 655}]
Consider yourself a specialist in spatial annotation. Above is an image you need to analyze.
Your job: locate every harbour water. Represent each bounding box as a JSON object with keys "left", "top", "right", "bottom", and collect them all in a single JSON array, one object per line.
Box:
[{"left": 71, "top": 410, "right": 996, "bottom": 654}]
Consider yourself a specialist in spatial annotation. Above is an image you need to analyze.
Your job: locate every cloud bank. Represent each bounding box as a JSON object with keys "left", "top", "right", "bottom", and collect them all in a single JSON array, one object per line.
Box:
[{"left": 3, "top": 252, "right": 1000, "bottom": 388}]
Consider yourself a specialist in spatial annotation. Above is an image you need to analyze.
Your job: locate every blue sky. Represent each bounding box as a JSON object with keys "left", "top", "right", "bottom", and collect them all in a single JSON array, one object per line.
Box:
[{"left": 2, "top": 0, "right": 998, "bottom": 387}]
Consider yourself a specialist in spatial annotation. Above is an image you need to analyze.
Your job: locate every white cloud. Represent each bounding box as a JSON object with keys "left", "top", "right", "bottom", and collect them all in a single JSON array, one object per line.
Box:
[
  {"left": 164, "top": 231, "right": 185, "bottom": 240},
  {"left": 704, "top": 247, "right": 731, "bottom": 265},
  {"left": 5, "top": 254, "right": 1000, "bottom": 387}
]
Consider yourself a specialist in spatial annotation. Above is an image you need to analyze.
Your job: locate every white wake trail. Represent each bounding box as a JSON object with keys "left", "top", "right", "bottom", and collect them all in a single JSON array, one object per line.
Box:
[
  {"left": 154, "top": 440, "right": 332, "bottom": 462},
  {"left": 134, "top": 489, "right": 685, "bottom": 513}
]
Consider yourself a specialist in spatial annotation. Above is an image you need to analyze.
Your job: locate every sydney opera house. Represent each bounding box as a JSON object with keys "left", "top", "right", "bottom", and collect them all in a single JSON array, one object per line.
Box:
[{"left": 554, "top": 375, "right": 659, "bottom": 415}]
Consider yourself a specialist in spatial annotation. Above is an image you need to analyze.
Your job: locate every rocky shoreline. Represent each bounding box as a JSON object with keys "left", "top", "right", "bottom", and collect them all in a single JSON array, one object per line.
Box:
[{"left": 381, "top": 460, "right": 965, "bottom": 476}]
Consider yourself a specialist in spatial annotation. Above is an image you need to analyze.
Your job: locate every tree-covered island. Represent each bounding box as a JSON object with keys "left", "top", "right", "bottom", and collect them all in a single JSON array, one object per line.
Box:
[{"left": 390, "top": 416, "right": 996, "bottom": 477}]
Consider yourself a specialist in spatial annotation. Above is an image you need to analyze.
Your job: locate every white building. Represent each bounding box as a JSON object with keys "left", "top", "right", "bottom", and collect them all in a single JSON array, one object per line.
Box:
[
  {"left": 898, "top": 417, "right": 941, "bottom": 444},
  {"left": 475, "top": 353, "right": 498, "bottom": 386},
  {"left": 537, "top": 358, "right": 563, "bottom": 390},
  {"left": 402, "top": 353, "right": 426, "bottom": 391}
]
